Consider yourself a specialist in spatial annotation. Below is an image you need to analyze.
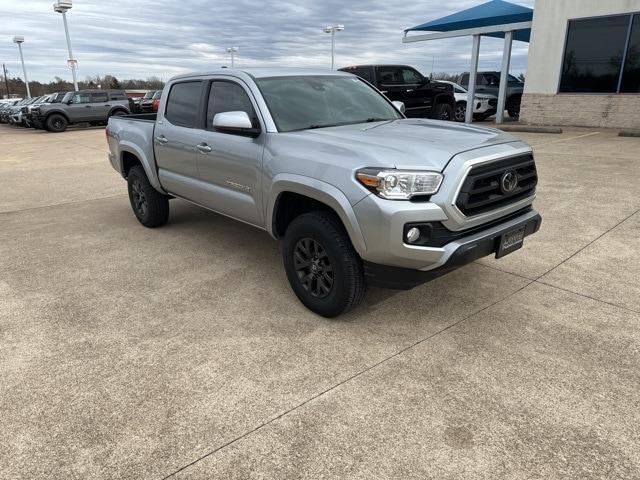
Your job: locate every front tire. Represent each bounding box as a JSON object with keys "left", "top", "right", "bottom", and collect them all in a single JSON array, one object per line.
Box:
[
  {"left": 453, "top": 102, "right": 466, "bottom": 122},
  {"left": 127, "top": 165, "right": 169, "bottom": 228},
  {"left": 282, "top": 211, "right": 366, "bottom": 318},
  {"left": 432, "top": 103, "right": 454, "bottom": 121},
  {"left": 45, "top": 114, "right": 68, "bottom": 133}
]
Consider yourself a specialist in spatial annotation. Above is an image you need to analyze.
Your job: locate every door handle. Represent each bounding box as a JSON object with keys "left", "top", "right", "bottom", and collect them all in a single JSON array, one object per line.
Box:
[
  {"left": 155, "top": 136, "right": 168, "bottom": 145},
  {"left": 196, "top": 143, "right": 212, "bottom": 153},
  {"left": 85, "top": 105, "right": 92, "bottom": 108},
  {"left": 105, "top": 104, "right": 111, "bottom": 107},
  {"left": 380, "top": 90, "right": 388, "bottom": 94},
  {"left": 406, "top": 89, "right": 414, "bottom": 93}
]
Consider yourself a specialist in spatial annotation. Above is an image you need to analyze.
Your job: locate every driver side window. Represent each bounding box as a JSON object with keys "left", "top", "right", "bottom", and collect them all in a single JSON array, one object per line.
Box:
[
  {"left": 400, "top": 68, "right": 423, "bottom": 84},
  {"left": 206, "top": 80, "right": 257, "bottom": 131}
]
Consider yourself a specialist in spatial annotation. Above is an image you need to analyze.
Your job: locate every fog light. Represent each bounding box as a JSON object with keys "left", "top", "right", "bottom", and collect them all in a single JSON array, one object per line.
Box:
[{"left": 406, "top": 227, "right": 421, "bottom": 243}]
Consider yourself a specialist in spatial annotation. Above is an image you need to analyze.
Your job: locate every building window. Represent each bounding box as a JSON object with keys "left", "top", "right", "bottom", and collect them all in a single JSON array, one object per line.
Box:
[
  {"left": 621, "top": 15, "right": 640, "bottom": 93},
  {"left": 560, "top": 13, "right": 640, "bottom": 94}
]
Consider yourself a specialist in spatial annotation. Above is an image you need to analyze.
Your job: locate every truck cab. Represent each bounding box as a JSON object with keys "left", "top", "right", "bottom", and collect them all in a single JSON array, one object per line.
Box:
[{"left": 339, "top": 64, "right": 455, "bottom": 120}]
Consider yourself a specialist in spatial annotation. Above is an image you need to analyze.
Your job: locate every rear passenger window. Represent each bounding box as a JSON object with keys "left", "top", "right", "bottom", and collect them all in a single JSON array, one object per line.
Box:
[
  {"left": 91, "top": 93, "right": 108, "bottom": 102},
  {"left": 206, "top": 81, "right": 257, "bottom": 129},
  {"left": 165, "top": 81, "right": 202, "bottom": 128},
  {"left": 351, "top": 68, "right": 372, "bottom": 82}
]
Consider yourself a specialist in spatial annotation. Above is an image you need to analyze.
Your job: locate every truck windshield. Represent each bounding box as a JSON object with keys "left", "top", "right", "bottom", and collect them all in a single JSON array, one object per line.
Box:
[{"left": 255, "top": 75, "right": 402, "bottom": 132}]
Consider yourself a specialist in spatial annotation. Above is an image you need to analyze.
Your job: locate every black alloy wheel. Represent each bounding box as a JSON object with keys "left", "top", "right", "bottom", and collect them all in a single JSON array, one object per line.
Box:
[
  {"left": 130, "top": 178, "right": 148, "bottom": 218},
  {"left": 454, "top": 102, "right": 466, "bottom": 122},
  {"left": 293, "top": 237, "right": 334, "bottom": 298}
]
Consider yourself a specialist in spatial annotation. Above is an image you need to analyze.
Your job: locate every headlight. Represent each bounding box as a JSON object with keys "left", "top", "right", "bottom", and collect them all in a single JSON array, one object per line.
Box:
[{"left": 356, "top": 168, "right": 443, "bottom": 200}]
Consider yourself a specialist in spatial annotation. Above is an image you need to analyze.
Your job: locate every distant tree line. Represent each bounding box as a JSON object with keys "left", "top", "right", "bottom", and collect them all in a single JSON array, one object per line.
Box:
[
  {"left": 2, "top": 72, "right": 165, "bottom": 98},
  {"left": 430, "top": 72, "right": 526, "bottom": 83}
]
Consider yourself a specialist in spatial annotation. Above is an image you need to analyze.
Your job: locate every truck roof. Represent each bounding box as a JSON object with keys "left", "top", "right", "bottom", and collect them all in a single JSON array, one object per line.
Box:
[{"left": 170, "top": 68, "right": 351, "bottom": 81}]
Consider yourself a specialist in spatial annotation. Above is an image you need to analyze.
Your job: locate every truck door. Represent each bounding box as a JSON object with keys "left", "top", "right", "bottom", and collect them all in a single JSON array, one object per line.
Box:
[
  {"left": 375, "top": 66, "right": 429, "bottom": 117},
  {"left": 154, "top": 80, "right": 203, "bottom": 200},
  {"left": 89, "top": 92, "right": 110, "bottom": 121},
  {"left": 191, "top": 79, "right": 264, "bottom": 226}
]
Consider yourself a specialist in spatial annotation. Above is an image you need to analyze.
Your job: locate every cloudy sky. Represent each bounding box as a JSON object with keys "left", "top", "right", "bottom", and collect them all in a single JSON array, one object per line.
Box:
[{"left": 1, "top": 0, "right": 533, "bottom": 82}]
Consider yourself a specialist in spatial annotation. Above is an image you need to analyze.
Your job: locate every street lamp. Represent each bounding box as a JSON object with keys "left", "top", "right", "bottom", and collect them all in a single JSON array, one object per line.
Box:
[
  {"left": 12, "top": 36, "right": 31, "bottom": 98},
  {"left": 323, "top": 25, "right": 344, "bottom": 70},
  {"left": 226, "top": 47, "right": 239, "bottom": 68},
  {"left": 53, "top": 0, "right": 79, "bottom": 91}
]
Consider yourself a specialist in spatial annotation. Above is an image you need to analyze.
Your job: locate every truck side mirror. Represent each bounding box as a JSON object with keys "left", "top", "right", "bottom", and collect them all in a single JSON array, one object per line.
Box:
[{"left": 212, "top": 111, "right": 261, "bottom": 137}]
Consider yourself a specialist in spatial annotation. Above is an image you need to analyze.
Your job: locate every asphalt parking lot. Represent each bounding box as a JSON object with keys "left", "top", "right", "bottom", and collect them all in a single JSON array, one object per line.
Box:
[{"left": 1, "top": 123, "right": 639, "bottom": 479}]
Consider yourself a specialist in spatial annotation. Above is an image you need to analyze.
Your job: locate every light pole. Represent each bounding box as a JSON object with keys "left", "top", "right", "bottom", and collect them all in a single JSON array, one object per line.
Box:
[
  {"left": 323, "top": 25, "right": 344, "bottom": 70},
  {"left": 12, "top": 36, "right": 30, "bottom": 98},
  {"left": 53, "top": 0, "right": 79, "bottom": 91},
  {"left": 3, "top": 63, "right": 10, "bottom": 99},
  {"left": 226, "top": 47, "right": 238, "bottom": 68}
]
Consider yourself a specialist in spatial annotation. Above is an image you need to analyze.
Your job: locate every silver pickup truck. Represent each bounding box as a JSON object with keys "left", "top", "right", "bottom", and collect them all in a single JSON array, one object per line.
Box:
[{"left": 107, "top": 68, "right": 541, "bottom": 317}]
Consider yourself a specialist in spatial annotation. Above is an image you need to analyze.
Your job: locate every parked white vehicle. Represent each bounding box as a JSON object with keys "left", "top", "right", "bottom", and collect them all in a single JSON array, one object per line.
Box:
[{"left": 439, "top": 81, "right": 497, "bottom": 122}]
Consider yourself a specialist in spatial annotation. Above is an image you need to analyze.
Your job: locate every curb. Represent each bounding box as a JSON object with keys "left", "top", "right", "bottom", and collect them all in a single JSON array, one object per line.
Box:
[{"left": 496, "top": 125, "right": 563, "bottom": 134}]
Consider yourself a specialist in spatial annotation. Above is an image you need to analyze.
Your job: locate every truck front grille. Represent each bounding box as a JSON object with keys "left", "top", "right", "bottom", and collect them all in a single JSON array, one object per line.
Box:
[{"left": 455, "top": 154, "right": 537, "bottom": 216}]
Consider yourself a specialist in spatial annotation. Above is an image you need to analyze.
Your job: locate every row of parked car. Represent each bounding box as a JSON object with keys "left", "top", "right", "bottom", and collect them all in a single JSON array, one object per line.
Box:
[
  {"left": 338, "top": 65, "right": 523, "bottom": 122},
  {"left": 1, "top": 67, "right": 523, "bottom": 132},
  {"left": 0, "top": 88, "right": 162, "bottom": 132}
]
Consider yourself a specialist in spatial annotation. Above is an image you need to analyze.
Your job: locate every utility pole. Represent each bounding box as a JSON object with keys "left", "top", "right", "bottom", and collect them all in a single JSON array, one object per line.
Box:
[{"left": 2, "top": 63, "right": 10, "bottom": 98}]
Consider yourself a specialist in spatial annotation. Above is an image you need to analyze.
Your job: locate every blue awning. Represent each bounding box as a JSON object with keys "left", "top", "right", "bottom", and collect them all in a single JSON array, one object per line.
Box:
[{"left": 405, "top": 0, "right": 533, "bottom": 42}]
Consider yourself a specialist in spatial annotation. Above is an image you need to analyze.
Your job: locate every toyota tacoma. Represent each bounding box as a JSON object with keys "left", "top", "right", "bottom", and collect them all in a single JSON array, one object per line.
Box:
[{"left": 107, "top": 68, "right": 541, "bottom": 317}]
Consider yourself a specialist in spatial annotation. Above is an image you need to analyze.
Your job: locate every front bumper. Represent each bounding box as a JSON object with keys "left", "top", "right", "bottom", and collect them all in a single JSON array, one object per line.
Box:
[{"left": 363, "top": 209, "right": 541, "bottom": 289}]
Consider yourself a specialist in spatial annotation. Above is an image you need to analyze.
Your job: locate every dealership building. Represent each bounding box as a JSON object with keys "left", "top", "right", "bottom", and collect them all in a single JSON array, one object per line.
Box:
[{"left": 521, "top": 0, "right": 640, "bottom": 129}]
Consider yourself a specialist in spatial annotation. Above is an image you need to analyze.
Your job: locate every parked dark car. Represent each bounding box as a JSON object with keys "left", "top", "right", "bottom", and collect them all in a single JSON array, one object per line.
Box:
[
  {"left": 339, "top": 64, "right": 455, "bottom": 120},
  {"left": 457, "top": 72, "right": 524, "bottom": 119},
  {"left": 31, "top": 89, "right": 132, "bottom": 132}
]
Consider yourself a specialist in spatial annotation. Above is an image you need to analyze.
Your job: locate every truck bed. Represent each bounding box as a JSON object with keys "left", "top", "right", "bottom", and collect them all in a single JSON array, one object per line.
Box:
[
  {"left": 119, "top": 113, "right": 157, "bottom": 122},
  {"left": 107, "top": 113, "right": 162, "bottom": 190}
]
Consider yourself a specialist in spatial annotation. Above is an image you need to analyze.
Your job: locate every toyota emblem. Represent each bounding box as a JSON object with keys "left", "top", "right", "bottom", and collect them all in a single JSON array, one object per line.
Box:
[{"left": 500, "top": 170, "right": 519, "bottom": 194}]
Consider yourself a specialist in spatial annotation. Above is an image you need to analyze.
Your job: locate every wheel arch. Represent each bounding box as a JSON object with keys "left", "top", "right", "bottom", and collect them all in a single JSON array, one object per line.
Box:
[
  {"left": 267, "top": 175, "right": 367, "bottom": 255},
  {"left": 108, "top": 106, "right": 129, "bottom": 116},
  {"left": 117, "top": 142, "right": 165, "bottom": 192},
  {"left": 45, "top": 110, "right": 70, "bottom": 123},
  {"left": 434, "top": 92, "right": 455, "bottom": 107}
]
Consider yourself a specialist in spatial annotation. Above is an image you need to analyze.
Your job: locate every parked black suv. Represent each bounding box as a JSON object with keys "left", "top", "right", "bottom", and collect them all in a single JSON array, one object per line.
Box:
[
  {"left": 458, "top": 72, "right": 524, "bottom": 119},
  {"left": 339, "top": 64, "right": 455, "bottom": 120},
  {"left": 32, "top": 89, "right": 132, "bottom": 132}
]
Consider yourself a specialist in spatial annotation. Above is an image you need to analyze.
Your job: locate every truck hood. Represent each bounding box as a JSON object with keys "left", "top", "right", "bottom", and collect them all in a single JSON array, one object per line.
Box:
[{"left": 292, "top": 119, "right": 517, "bottom": 171}]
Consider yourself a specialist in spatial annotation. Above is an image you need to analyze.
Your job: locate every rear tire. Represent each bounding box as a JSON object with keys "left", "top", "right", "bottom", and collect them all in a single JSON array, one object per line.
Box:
[
  {"left": 506, "top": 96, "right": 521, "bottom": 119},
  {"left": 45, "top": 114, "right": 68, "bottom": 133},
  {"left": 127, "top": 165, "right": 169, "bottom": 228},
  {"left": 453, "top": 102, "right": 466, "bottom": 122},
  {"left": 282, "top": 211, "right": 366, "bottom": 318},
  {"left": 432, "top": 103, "right": 454, "bottom": 121}
]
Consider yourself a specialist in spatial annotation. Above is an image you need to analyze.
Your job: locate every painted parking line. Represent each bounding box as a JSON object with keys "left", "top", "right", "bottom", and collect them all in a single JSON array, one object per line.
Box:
[{"left": 530, "top": 131, "right": 601, "bottom": 147}]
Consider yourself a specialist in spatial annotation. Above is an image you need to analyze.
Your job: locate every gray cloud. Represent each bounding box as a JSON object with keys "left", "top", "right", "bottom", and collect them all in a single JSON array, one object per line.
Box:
[{"left": 1, "top": 0, "right": 534, "bottom": 82}]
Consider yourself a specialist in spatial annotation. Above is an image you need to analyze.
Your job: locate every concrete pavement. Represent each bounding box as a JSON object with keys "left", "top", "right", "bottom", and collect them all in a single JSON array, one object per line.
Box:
[{"left": 1, "top": 124, "right": 639, "bottom": 479}]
